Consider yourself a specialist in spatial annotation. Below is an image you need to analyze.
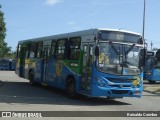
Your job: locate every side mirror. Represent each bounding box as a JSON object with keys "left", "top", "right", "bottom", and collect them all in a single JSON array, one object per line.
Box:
[
  {"left": 95, "top": 46, "right": 99, "bottom": 57},
  {"left": 139, "top": 48, "right": 146, "bottom": 67},
  {"left": 156, "top": 49, "right": 160, "bottom": 61}
]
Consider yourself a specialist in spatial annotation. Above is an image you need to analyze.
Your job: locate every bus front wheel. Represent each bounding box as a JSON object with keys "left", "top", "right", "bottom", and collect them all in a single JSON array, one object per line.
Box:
[{"left": 66, "top": 78, "right": 77, "bottom": 98}]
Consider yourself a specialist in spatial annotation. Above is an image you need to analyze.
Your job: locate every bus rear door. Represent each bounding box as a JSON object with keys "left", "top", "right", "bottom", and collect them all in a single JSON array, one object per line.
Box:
[
  {"left": 42, "top": 41, "right": 51, "bottom": 85},
  {"left": 19, "top": 46, "right": 26, "bottom": 77}
]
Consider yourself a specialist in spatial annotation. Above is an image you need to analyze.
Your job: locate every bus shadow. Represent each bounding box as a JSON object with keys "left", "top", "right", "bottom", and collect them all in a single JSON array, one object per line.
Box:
[{"left": 0, "top": 81, "right": 131, "bottom": 106}]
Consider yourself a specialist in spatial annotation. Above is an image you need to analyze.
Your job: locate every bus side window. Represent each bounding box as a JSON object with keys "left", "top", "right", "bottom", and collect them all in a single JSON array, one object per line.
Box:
[
  {"left": 89, "top": 44, "right": 94, "bottom": 67},
  {"left": 55, "top": 39, "right": 66, "bottom": 60},
  {"left": 51, "top": 40, "right": 56, "bottom": 56},
  {"left": 29, "top": 43, "right": 36, "bottom": 59},
  {"left": 16, "top": 44, "right": 20, "bottom": 58},
  {"left": 68, "top": 37, "right": 81, "bottom": 60},
  {"left": 16, "top": 45, "right": 18, "bottom": 58},
  {"left": 25, "top": 44, "right": 30, "bottom": 58},
  {"left": 36, "top": 42, "right": 43, "bottom": 58},
  {"left": 44, "top": 47, "right": 50, "bottom": 57}
]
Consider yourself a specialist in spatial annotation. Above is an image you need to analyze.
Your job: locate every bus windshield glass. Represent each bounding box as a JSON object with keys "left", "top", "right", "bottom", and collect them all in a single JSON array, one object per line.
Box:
[
  {"left": 97, "top": 42, "right": 141, "bottom": 75},
  {"left": 146, "top": 57, "right": 154, "bottom": 69},
  {"left": 99, "top": 31, "right": 143, "bottom": 44},
  {"left": 146, "top": 51, "right": 160, "bottom": 68}
]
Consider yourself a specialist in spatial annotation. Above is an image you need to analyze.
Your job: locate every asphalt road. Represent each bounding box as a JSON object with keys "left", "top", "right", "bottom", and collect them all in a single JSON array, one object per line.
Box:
[{"left": 0, "top": 71, "right": 159, "bottom": 120}]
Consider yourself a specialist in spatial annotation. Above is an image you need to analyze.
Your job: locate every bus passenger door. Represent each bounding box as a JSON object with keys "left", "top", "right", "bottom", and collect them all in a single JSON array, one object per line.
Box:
[
  {"left": 81, "top": 43, "right": 94, "bottom": 94},
  {"left": 19, "top": 46, "right": 26, "bottom": 77},
  {"left": 43, "top": 46, "right": 50, "bottom": 84}
]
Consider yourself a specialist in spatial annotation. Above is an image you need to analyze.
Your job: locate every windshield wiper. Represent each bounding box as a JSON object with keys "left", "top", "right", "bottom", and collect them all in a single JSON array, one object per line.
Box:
[{"left": 109, "top": 41, "right": 120, "bottom": 55}]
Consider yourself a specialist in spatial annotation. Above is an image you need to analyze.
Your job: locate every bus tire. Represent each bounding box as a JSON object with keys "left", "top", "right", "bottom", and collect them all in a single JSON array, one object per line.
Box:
[
  {"left": 66, "top": 78, "right": 77, "bottom": 98},
  {"left": 0, "top": 80, "right": 4, "bottom": 87},
  {"left": 29, "top": 71, "right": 35, "bottom": 85},
  {"left": 148, "top": 80, "right": 156, "bottom": 84}
]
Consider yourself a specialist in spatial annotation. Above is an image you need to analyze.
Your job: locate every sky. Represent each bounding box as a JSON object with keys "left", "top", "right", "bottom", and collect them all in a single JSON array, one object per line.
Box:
[{"left": 0, "top": 0, "right": 160, "bottom": 51}]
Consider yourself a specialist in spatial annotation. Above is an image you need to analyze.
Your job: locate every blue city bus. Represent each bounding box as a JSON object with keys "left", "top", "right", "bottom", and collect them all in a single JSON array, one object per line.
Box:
[
  {"left": 144, "top": 49, "right": 160, "bottom": 83},
  {"left": 15, "top": 28, "right": 144, "bottom": 98},
  {"left": 0, "top": 58, "right": 10, "bottom": 70}
]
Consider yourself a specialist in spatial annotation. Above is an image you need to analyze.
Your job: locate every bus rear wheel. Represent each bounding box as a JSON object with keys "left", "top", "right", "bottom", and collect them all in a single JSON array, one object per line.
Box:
[
  {"left": 66, "top": 79, "right": 77, "bottom": 98},
  {"left": 148, "top": 80, "right": 156, "bottom": 84},
  {"left": 29, "top": 71, "right": 35, "bottom": 85}
]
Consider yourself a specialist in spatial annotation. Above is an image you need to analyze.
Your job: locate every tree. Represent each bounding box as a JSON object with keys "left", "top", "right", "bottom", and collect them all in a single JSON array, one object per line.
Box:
[{"left": 0, "top": 5, "right": 11, "bottom": 58}]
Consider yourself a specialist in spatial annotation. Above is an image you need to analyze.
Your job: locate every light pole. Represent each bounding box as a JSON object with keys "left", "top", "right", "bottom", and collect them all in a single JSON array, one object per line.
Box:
[
  {"left": 142, "top": 0, "right": 146, "bottom": 66},
  {"left": 142, "top": 0, "right": 146, "bottom": 43},
  {"left": 151, "top": 41, "right": 153, "bottom": 50}
]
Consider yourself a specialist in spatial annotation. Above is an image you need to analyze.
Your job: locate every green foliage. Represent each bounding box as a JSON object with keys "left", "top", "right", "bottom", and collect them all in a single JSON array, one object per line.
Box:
[
  {"left": 0, "top": 10, "right": 6, "bottom": 40},
  {"left": 0, "top": 6, "right": 11, "bottom": 58},
  {"left": 4, "top": 52, "right": 16, "bottom": 59}
]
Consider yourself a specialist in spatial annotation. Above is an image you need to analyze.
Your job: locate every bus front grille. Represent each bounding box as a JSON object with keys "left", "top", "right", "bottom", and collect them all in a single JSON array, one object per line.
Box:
[
  {"left": 109, "top": 84, "right": 131, "bottom": 87},
  {"left": 107, "top": 78, "right": 135, "bottom": 83},
  {"left": 111, "top": 90, "right": 129, "bottom": 94}
]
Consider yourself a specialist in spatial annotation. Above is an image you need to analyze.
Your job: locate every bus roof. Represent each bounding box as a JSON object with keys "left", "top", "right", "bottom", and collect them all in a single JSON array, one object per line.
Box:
[{"left": 18, "top": 28, "right": 141, "bottom": 44}]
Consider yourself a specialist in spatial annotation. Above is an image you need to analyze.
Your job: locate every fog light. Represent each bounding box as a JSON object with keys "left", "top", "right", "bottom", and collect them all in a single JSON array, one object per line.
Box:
[
  {"left": 134, "top": 91, "right": 141, "bottom": 95},
  {"left": 95, "top": 77, "right": 106, "bottom": 87},
  {"left": 146, "top": 72, "right": 151, "bottom": 75}
]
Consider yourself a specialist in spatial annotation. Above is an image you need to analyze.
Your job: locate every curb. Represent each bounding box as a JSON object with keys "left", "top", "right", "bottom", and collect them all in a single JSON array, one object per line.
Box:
[{"left": 143, "top": 90, "right": 160, "bottom": 96}]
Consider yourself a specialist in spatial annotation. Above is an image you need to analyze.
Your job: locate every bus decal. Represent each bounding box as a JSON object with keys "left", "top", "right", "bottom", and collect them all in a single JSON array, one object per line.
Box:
[
  {"left": 132, "top": 76, "right": 141, "bottom": 87},
  {"left": 55, "top": 60, "right": 63, "bottom": 76}
]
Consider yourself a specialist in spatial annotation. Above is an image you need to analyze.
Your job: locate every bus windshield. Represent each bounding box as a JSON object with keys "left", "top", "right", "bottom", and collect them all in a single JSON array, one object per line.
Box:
[
  {"left": 146, "top": 51, "right": 160, "bottom": 68},
  {"left": 145, "top": 57, "right": 154, "bottom": 69},
  {"left": 97, "top": 42, "right": 141, "bottom": 75}
]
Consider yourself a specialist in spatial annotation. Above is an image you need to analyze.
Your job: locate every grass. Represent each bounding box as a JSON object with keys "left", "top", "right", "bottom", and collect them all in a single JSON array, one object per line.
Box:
[{"left": 156, "top": 89, "right": 160, "bottom": 92}]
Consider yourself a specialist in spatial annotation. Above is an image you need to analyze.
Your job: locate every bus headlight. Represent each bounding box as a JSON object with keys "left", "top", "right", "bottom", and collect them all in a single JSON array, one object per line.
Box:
[
  {"left": 146, "top": 72, "right": 151, "bottom": 75},
  {"left": 95, "top": 77, "right": 106, "bottom": 87}
]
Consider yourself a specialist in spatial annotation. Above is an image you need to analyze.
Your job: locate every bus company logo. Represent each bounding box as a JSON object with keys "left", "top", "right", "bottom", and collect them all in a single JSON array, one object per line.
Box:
[{"left": 2, "top": 112, "right": 11, "bottom": 117}]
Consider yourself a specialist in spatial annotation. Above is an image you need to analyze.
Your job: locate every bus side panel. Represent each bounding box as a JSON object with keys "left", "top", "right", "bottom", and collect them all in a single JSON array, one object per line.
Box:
[
  {"left": 35, "top": 59, "right": 44, "bottom": 83},
  {"left": 151, "top": 68, "right": 160, "bottom": 81},
  {"left": 46, "top": 57, "right": 58, "bottom": 87},
  {"left": 47, "top": 58, "right": 81, "bottom": 91},
  {"left": 15, "top": 59, "right": 20, "bottom": 76},
  {"left": 144, "top": 70, "right": 153, "bottom": 80},
  {"left": 23, "top": 59, "right": 39, "bottom": 80},
  {"left": 57, "top": 64, "right": 81, "bottom": 91},
  {"left": 145, "top": 68, "right": 160, "bottom": 81}
]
